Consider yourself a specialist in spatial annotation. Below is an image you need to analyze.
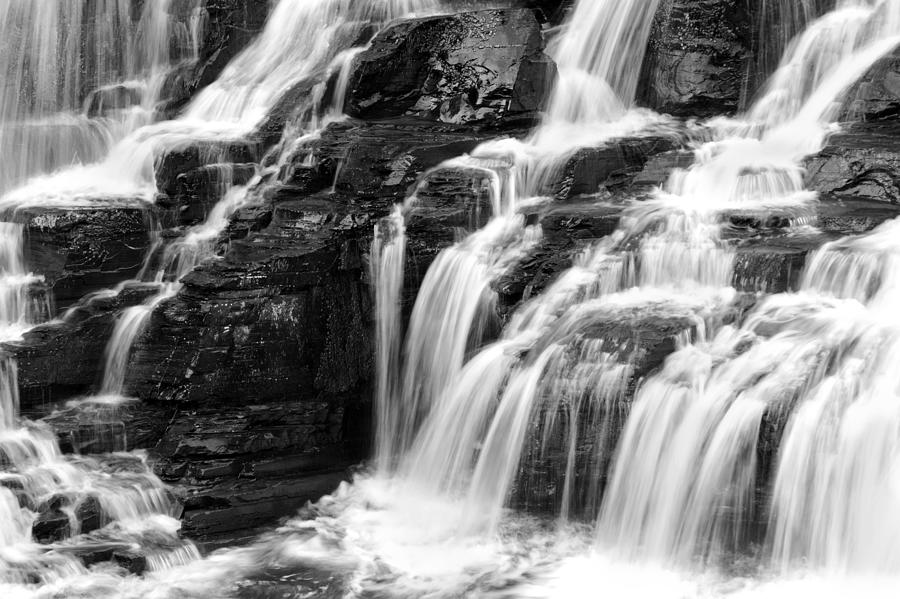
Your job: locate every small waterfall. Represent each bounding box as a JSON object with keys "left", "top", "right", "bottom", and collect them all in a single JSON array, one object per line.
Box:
[
  {"left": 0, "top": 222, "right": 45, "bottom": 342},
  {"left": 185, "top": 0, "right": 436, "bottom": 126},
  {"left": 753, "top": 0, "right": 833, "bottom": 92},
  {"left": 371, "top": 0, "right": 669, "bottom": 479},
  {"left": 99, "top": 300, "right": 166, "bottom": 396},
  {"left": 371, "top": 206, "right": 407, "bottom": 470},
  {"left": 541, "top": 0, "right": 663, "bottom": 129}
]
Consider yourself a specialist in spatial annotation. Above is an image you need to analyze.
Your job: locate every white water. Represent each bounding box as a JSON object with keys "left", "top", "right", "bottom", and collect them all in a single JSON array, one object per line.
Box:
[
  {"left": 353, "top": 0, "right": 900, "bottom": 596},
  {"left": 0, "top": 0, "right": 440, "bottom": 591},
  {"left": 372, "top": 0, "right": 672, "bottom": 472},
  {"left": 90, "top": 0, "right": 433, "bottom": 401},
  {"left": 0, "top": 0, "right": 202, "bottom": 195}
]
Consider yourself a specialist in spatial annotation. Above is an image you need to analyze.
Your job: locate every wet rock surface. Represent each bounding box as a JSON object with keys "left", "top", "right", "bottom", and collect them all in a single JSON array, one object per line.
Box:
[
  {"left": 123, "top": 116, "right": 535, "bottom": 536},
  {"left": 842, "top": 44, "right": 900, "bottom": 122},
  {"left": 6, "top": 283, "right": 160, "bottom": 408},
  {"left": 153, "top": 404, "right": 353, "bottom": 539},
  {"left": 805, "top": 121, "right": 900, "bottom": 204},
  {"left": 638, "top": 0, "right": 754, "bottom": 117},
  {"left": 344, "top": 9, "right": 556, "bottom": 124},
  {"left": 19, "top": 203, "right": 155, "bottom": 310}
]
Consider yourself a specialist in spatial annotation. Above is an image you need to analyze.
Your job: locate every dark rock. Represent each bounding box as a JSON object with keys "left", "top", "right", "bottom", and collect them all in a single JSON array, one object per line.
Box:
[
  {"left": 164, "top": 163, "right": 257, "bottom": 227},
  {"left": 32, "top": 509, "right": 72, "bottom": 543},
  {"left": 85, "top": 83, "right": 143, "bottom": 117},
  {"left": 32, "top": 495, "right": 102, "bottom": 543},
  {"left": 155, "top": 140, "right": 260, "bottom": 199},
  {"left": 150, "top": 402, "right": 353, "bottom": 540},
  {"left": 841, "top": 43, "right": 900, "bottom": 122},
  {"left": 5, "top": 283, "right": 161, "bottom": 409},
  {"left": 113, "top": 550, "right": 148, "bottom": 575},
  {"left": 804, "top": 122, "right": 900, "bottom": 203},
  {"left": 638, "top": 0, "right": 754, "bottom": 117},
  {"left": 345, "top": 9, "right": 556, "bottom": 124},
  {"left": 632, "top": 149, "right": 696, "bottom": 188},
  {"left": 18, "top": 203, "right": 155, "bottom": 311},
  {"left": 553, "top": 135, "right": 681, "bottom": 199},
  {"left": 42, "top": 400, "right": 174, "bottom": 454},
  {"left": 180, "top": 471, "right": 349, "bottom": 539}
]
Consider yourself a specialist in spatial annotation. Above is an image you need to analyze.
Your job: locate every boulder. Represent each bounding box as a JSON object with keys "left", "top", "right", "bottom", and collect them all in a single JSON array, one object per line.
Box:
[
  {"left": 19, "top": 203, "right": 155, "bottom": 311},
  {"left": 804, "top": 122, "right": 900, "bottom": 204},
  {"left": 344, "top": 9, "right": 556, "bottom": 124},
  {"left": 637, "top": 0, "right": 754, "bottom": 117},
  {"left": 841, "top": 44, "right": 900, "bottom": 122}
]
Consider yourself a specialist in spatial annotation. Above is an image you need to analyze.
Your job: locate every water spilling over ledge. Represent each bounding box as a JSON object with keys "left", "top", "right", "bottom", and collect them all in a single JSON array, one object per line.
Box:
[{"left": 0, "top": 0, "right": 900, "bottom": 597}]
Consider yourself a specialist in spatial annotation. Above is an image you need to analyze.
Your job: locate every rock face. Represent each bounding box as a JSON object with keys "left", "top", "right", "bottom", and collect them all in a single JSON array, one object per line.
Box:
[
  {"left": 157, "top": 0, "right": 271, "bottom": 117},
  {"left": 638, "top": 0, "right": 754, "bottom": 117},
  {"left": 121, "top": 124, "right": 511, "bottom": 538},
  {"left": 345, "top": 9, "right": 556, "bottom": 124},
  {"left": 805, "top": 122, "right": 900, "bottom": 204},
  {"left": 20, "top": 203, "right": 155, "bottom": 310},
  {"left": 16, "top": 0, "right": 900, "bottom": 545},
  {"left": 7, "top": 283, "right": 160, "bottom": 406},
  {"left": 841, "top": 44, "right": 900, "bottom": 122}
]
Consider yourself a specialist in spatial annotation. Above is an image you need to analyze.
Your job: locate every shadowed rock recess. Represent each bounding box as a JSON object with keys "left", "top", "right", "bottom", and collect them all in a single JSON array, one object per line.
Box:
[{"left": 5, "top": 0, "right": 900, "bottom": 564}]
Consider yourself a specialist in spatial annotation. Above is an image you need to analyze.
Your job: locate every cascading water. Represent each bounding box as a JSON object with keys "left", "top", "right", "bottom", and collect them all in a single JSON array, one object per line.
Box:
[
  {"left": 90, "top": 0, "right": 438, "bottom": 402},
  {"left": 7, "top": 0, "right": 900, "bottom": 596},
  {"left": 0, "top": 0, "right": 201, "bottom": 195},
  {"left": 352, "top": 0, "right": 900, "bottom": 595},
  {"left": 371, "top": 0, "right": 671, "bottom": 473},
  {"left": 0, "top": 0, "right": 441, "bottom": 593},
  {"left": 598, "top": 0, "right": 900, "bottom": 568}
]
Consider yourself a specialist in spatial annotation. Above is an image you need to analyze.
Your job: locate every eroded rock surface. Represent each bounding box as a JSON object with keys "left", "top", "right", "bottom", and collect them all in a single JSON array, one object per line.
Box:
[
  {"left": 345, "top": 9, "right": 556, "bottom": 124},
  {"left": 638, "top": 0, "right": 754, "bottom": 117}
]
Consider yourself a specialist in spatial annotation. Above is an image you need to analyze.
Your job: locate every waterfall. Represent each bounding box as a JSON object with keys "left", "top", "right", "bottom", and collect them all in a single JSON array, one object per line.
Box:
[
  {"left": 366, "top": 0, "right": 900, "bottom": 574},
  {"left": 89, "top": 0, "right": 428, "bottom": 399},
  {"left": 371, "top": 0, "right": 669, "bottom": 478},
  {"left": 186, "top": 0, "right": 436, "bottom": 126},
  {"left": 541, "top": 0, "right": 662, "bottom": 128},
  {"left": 0, "top": 0, "right": 202, "bottom": 195},
  {"left": 597, "top": 0, "right": 900, "bottom": 569},
  {"left": 371, "top": 207, "right": 407, "bottom": 470},
  {"left": 0, "top": 0, "right": 442, "bottom": 587}
]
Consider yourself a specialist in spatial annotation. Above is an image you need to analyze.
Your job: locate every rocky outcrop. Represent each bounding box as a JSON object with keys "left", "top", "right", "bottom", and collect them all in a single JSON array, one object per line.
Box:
[
  {"left": 805, "top": 122, "right": 900, "bottom": 204},
  {"left": 344, "top": 9, "right": 556, "bottom": 124},
  {"left": 153, "top": 404, "right": 352, "bottom": 539},
  {"left": 841, "top": 44, "right": 900, "bottom": 122},
  {"left": 638, "top": 0, "right": 754, "bottom": 117},
  {"left": 20, "top": 203, "right": 155, "bottom": 310}
]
